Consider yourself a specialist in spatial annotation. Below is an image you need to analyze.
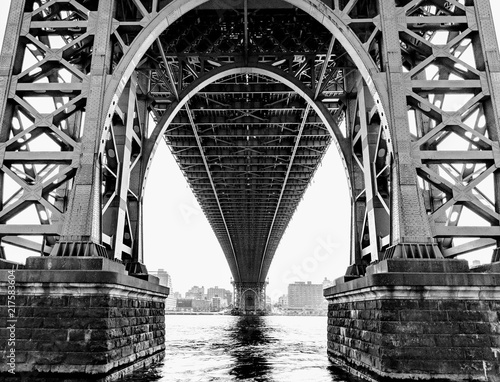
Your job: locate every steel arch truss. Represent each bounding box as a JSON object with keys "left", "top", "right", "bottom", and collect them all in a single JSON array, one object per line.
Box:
[
  {"left": 232, "top": 281, "right": 268, "bottom": 312},
  {"left": 0, "top": 0, "right": 99, "bottom": 255},
  {"left": 396, "top": 0, "right": 500, "bottom": 259},
  {"left": 1, "top": 0, "right": 500, "bottom": 280}
]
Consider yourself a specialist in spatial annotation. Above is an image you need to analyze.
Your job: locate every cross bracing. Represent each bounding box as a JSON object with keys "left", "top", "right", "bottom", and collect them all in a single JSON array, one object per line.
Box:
[{"left": 0, "top": 0, "right": 500, "bottom": 286}]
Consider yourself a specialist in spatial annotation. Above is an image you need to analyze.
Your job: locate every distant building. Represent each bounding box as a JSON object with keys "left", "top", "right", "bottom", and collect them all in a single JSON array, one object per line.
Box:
[
  {"left": 224, "top": 290, "right": 233, "bottom": 306},
  {"left": 176, "top": 298, "right": 210, "bottom": 312},
  {"left": 186, "top": 286, "right": 205, "bottom": 300},
  {"left": 150, "top": 269, "right": 176, "bottom": 310},
  {"left": 322, "top": 277, "right": 333, "bottom": 289},
  {"left": 173, "top": 292, "right": 183, "bottom": 300},
  {"left": 207, "top": 286, "right": 232, "bottom": 307},
  {"left": 150, "top": 269, "right": 172, "bottom": 288},
  {"left": 278, "top": 295, "right": 288, "bottom": 307},
  {"left": 265, "top": 295, "right": 272, "bottom": 311},
  {"left": 165, "top": 295, "right": 177, "bottom": 311},
  {"left": 211, "top": 297, "right": 221, "bottom": 311},
  {"left": 288, "top": 281, "right": 324, "bottom": 309}
]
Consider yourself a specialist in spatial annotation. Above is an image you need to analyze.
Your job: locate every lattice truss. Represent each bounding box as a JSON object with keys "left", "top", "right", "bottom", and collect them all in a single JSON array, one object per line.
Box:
[
  {"left": 398, "top": 0, "right": 500, "bottom": 259},
  {"left": 348, "top": 0, "right": 500, "bottom": 264},
  {"left": 0, "top": 0, "right": 98, "bottom": 254},
  {"left": 0, "top": 0, "right": 151, "bottom": 259},
  {"left": 0, "top": 0, "right": 499, "bottom": 277}
]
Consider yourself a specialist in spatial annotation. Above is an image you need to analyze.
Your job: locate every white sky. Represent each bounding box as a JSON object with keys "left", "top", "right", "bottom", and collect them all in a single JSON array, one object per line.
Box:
[{"left": 0, "top": 1, "right": 499, "bottom": 300}]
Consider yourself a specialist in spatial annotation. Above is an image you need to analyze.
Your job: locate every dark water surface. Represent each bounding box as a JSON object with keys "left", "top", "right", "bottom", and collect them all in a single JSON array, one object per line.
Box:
[{"left": 124, "top": 315, "right": 361, "bottom": 382}]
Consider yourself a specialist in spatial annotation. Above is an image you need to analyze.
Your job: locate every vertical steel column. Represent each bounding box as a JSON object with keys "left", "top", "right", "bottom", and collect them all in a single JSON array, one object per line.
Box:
[
  {"left": 130, "top": 74, "right": 151, "bottom": 266},
  {"left": 377, "top": 0, "right": 442, "bottom": 258},
  {"left": 0, "top": 0, "right": 25, "bottom": 259},
  {"left": 52, "top": 0, "right": 116, "bottom": 256},
  {"left": 101, "top": 72, "right": 148, "bottom": 269},
  {"left": 114, "top": 77, "right": 137, "bottom": 260},
  {"left": 357, "top": 83, "right": 380, "bottom": 259},
  {"left": 474, "top": 0, "right": 500, "bottom": 262},
  {"left": 0, "top": 1, "right": 24, "bottom": 140},
  {"left": 346, "top": 82, "right": 365, "bottom": 268},
  {"left": 345, "top": 74, "right": 391, "bottom": 272}
]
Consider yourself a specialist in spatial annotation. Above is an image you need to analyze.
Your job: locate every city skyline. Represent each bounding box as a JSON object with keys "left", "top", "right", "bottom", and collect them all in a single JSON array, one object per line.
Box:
[{"left": 0, "top": 1, "right": 498, "bottom": 302}]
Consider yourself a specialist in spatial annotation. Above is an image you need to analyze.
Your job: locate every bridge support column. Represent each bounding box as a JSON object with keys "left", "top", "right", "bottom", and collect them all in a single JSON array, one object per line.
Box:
[
  {"left": 0, "top": 257, "right": 168, "bottom": 381},
  {"left": 325, "top": 259, "right": 500, "bottom": 382},
  {"left": 232, "top": 282, "right": 267, "bottom": 315}
]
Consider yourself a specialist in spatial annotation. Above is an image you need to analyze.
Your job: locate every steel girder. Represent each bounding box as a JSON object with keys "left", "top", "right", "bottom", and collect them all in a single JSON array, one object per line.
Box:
[{"left": 0, "top": 0, "right": 500, "bottom": 283}]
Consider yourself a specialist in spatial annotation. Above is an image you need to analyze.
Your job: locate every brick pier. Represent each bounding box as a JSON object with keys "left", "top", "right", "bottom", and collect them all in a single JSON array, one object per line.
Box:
[
  {"left": 0, "top": 257, "right": 169, "bottom": 381},
  {"left": 324, "top": 259, "right": 500, "bottom": 382}
]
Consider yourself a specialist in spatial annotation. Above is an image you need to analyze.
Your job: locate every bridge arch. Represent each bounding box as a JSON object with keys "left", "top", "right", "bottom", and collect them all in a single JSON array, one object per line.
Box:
[
  {"left": 97, "top": 0, "right": 395, "bottom": 271},
  {"left": 101, "top": 0, "right": 392, "bottom": 161},
  {"left": 139, "top": 63, "right": 352, "bottom": 199},
  {"left": 238, "top": 287, "right": 261, "bottom": 312}
]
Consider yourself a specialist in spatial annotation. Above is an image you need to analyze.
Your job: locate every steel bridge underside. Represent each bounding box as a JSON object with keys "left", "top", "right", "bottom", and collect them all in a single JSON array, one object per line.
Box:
[
  {"left": 141, "top": 2, "right": 345, "bottom": 284},
  {"left": 2, "top": 0, "right": 500, "bottom": 288}
]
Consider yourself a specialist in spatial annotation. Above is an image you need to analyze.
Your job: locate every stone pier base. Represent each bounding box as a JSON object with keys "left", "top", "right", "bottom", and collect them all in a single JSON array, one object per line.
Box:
[
  {"left": 324, "top": 260, "right": 500, "bottom": 382},
  {"left": 0, "top": 257, "right": 169, "bottom": 381}
]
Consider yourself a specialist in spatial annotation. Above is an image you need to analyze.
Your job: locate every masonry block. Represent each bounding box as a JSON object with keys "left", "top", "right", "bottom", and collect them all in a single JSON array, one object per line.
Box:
[
  {"left": 324, "top": 259, "right": 500, "bottom": 381},
  {"left": 0, "top": 257, "right": 169, "bottom": 381}
]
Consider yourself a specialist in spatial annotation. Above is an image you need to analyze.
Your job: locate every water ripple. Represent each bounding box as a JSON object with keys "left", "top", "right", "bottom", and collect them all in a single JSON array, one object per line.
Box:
[{"left": 124, "top": 315, "right": 362, "bottom": 382}]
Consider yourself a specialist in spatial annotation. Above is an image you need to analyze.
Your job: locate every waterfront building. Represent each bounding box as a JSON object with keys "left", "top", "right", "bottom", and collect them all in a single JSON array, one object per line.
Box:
[
  {"left": 278, "top": 295, "right": 288, "bottom": 308},
  {"left": 150, "top": 269, "right": 172, "bottom": 288},
  {"left": 173, "top": 292, "right": 183, "bottom": 299},
  {"left": 322, "top": 277, "right": 334, "bottom": 289},
  {"left": 186, "top": 285, "right": 205, "bottom": 300},
  {"left": 207, "top": 286, "right": 232, "bottom": 307},
  {"left": 165, "top": 295, "right": 177, "bottom": 311},
  {"left": 211, "top": 297, "right": 221, "bottom": 311},
  {"left": 176, "top": 298, "right": 210, "bottom": 312},
  {"left": 288, "top": 281, "right": 324, "bottom": 309},
  {"left": 223, "top": 290, "right": 233, "bottom": 306},
  {"left": 150, "top": 269, "right": 176, "bottom": 310}
]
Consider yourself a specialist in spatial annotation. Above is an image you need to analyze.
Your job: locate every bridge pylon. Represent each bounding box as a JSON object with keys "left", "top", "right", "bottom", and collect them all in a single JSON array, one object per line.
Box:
[{"left": 232, "top": 281, "right": 268, "bottom": 315}]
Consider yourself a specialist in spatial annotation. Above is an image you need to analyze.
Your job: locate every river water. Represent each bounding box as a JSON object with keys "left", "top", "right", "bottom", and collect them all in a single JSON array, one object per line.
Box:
[{"left": 124, "top": 315, "right": 361, "bottom": 382}]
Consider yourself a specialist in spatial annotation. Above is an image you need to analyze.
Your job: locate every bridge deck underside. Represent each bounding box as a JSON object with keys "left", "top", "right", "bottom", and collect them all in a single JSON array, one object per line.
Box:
[
  {"left": 166, "top": 81, "right": 333, "bottom": 282},
  {"left": 139, "top": 4, "right": 349, "bottom": 283}
]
